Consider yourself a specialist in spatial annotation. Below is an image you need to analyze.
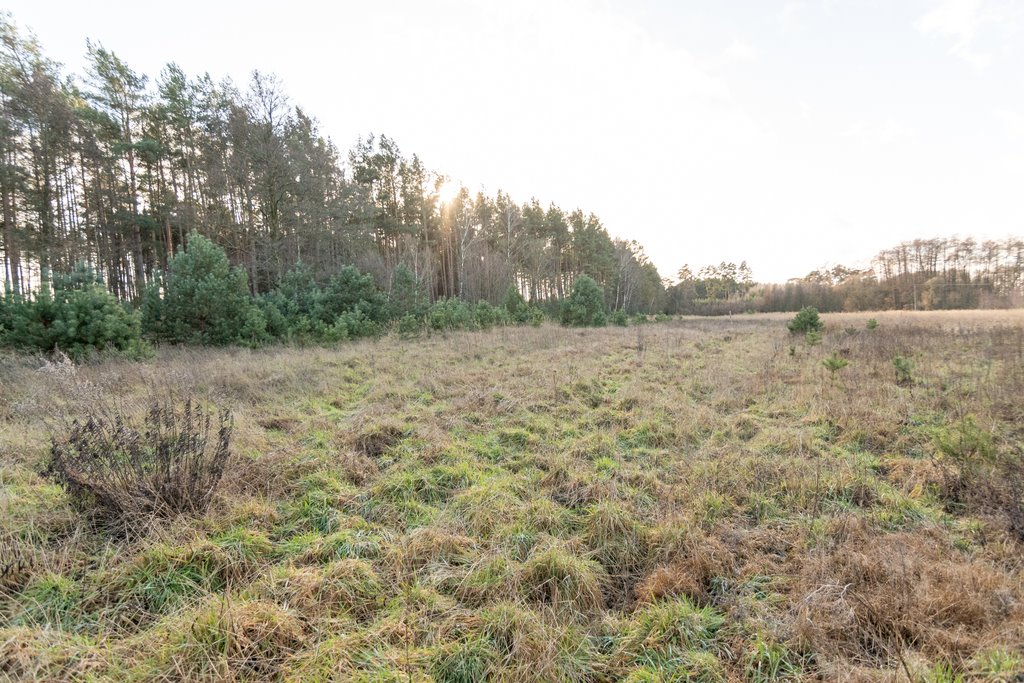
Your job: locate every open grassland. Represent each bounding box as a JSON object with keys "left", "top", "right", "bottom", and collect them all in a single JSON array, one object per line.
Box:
[{"left": 1, "top": 310, "right": 1023, "bottom": 682}]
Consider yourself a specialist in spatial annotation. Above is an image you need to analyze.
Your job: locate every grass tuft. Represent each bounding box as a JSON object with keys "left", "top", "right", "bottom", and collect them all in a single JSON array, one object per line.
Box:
[
  {"left": 143, "top": 599, "right": 305, "bottom": 680},
  {"left": 519, "top": 541, "right": 606, "bottom": 617}
]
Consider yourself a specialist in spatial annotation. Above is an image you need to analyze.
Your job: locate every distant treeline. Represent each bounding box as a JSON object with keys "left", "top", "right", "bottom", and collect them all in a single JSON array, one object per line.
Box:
[{"left": 666, "top": 237, "right": 1024, "bottom": 315}]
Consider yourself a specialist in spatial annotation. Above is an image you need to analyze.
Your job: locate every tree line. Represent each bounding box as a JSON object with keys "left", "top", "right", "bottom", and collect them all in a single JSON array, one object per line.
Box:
[
  {"left": 0, "top": 230, "right": 561, "bottom": 359},
  {"left": 0, "top": 15, "right": 663, "bottom": 316},
  {"left": 665, "top": 237, "right": 1023, "bottom": 315}
]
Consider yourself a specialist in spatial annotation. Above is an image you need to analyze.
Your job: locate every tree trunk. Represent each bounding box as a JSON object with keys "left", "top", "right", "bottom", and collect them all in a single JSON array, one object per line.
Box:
[{"left": 1, "top": 186, "right": 20, "bottom": 294}]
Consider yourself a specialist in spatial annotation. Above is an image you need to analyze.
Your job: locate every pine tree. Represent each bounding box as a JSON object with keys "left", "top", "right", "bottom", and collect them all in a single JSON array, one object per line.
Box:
[
  {"left": 503, "top": 284, "right": 529, "bottom": 323},
  {"left": 275, "top": 261, "right": 322, "bottom": 321},
  {"left": 86, "top": 40, "right": 150, "bottom": 297},
  {"left": 787, "top": 306, "right": 824, "bottom": 334},
  {"left": 142, "top": 232, "right": 265, "bottom": 345},
  {"left": 322, "top": 265, "right": 387, "bottom": 323},
  {"left": 561, "top": 274, "right": 607, "bottom": 327},
  {"left": 388, "top": 264, "right": 428, "bottom": 320},
  {"left": 2, "top": 264, "right": 143, "bottom": 359}
]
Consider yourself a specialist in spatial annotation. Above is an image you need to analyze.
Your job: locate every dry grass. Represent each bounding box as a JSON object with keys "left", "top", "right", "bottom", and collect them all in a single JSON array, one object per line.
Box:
[{"left": 2, "top": 310, "right": 1023, "bottom": 681}]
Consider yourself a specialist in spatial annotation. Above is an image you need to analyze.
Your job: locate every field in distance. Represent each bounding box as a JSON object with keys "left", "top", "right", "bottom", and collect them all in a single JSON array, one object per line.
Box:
[{"left": 1, "top": 310, "right": 1022, "bottom": 681}]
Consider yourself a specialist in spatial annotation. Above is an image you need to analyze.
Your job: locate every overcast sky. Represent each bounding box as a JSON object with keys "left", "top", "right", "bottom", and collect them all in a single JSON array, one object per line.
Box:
[{"left": 6, "top": 0, "right": 1023, "bottom": 282}]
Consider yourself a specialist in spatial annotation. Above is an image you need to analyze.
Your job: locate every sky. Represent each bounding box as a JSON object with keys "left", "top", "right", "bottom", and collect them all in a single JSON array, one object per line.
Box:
[{"left": 5, "top": 0, "right": 1023, "bottom": 283}]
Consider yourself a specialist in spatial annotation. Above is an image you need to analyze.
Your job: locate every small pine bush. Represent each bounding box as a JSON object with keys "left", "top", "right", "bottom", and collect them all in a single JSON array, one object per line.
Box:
[
  {"left": 322, "top": 265, "right": 388, "bottom": 324},
  {"left": 503, "top": 285, "right": 529, "bottom": 323},
  {"left": 934, "top": 415, "right": 995, "bottom": 470},
  {"left": 893, "top": 355, "right": 913, "bottom": 386},
  {"left": 428, "top": 298, "right": 476, "bottom": 332},
  {"left": 1, "top": 265, "right": 145, "bottom": 360},
  {"left": 503, "top": 285, "right": 544, "bottom": 326},
  {"left": 611, "top": 310, "right": 629, "bottom": 327},
  {"left": 822, "top": 352, "right": 849, "bottom": 378},
  {"left": 787, "top": 306, "right": 823, "bottom": 334},
  {"left": 328, "top": 309, "right": 381, "bottom": 341},
  {"left": 397, "top": 314, "right": 423, "bottom": 339},
  {"left": 474, "top": 301, "right": 502, "bottom": 329},
  {"left": 273, "top": 261, "right": 323, "bottom": 323},
  {"left": 388, "top": 264, "right": 429, "bottom": 320},
  {"left": 141, "top": 233, "right": 266, "bottom": 346},
  {"left": 0, "top": 287, "right": 14, "bottom": 340},
  {"left": 561, "top": 275, "right": 607, "bottom": 327}
]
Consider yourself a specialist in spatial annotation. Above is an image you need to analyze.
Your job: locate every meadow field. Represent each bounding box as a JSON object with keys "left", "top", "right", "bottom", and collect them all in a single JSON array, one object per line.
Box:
[{"left": 1, "top": 310, "right": 1023, "bottom": 682}]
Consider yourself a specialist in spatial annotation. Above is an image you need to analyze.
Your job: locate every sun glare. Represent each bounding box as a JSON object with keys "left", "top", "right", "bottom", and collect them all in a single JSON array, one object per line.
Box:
[{"left": 436, "top": 180, "right": 460, "bottom": 204}]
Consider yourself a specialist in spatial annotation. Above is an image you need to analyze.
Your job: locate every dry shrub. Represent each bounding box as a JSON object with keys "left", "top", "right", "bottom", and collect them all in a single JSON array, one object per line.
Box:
[
  {"left": 791, "top": 526, "right": 1023, "bottom": 668},
  {"left": 45, "top": 398, "right": 232, "bottom": 524}
]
